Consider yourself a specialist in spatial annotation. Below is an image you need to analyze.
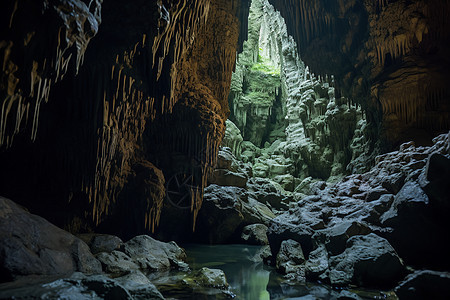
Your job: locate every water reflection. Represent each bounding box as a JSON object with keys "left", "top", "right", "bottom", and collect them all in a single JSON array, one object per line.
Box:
[{"left": 183, "top": 244, "right": 337, "bottom": 300}]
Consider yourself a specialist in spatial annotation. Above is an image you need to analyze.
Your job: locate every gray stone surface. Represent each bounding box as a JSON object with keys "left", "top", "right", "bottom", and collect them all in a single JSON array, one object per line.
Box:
[
  {"left": 241, "top": 224, "right": 269, "bottom": 245},
  {"left": 329, "top": 234, "right": 405, "bottom": 287},
  {"left": 123, "top": 235, "right": 187, "bottom": 272},
  {"left": 0, "top": 197, "right": 101, "bottom": 282},
  {"left": 395, "top": 270, "right": 450, "bottom": 300}
]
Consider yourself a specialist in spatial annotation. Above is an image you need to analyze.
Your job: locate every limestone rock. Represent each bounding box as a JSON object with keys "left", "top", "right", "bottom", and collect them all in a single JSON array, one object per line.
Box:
[
  {"left": 197, "top": 185, "right": 246, "bottom": 243},
  {"left": 115, "top": 271, "right": 164, "bottom": 300},
  {"left": 276, "top": 239, "right": 306, "bottom": 282},
  {"left": 305, "top": 244, "right": 329, "bottom": 281},
  {"left": 329, "top": 233, "right": 405, "bottom": 287},
  {"left": 394, "top": 270, "right": 450, "bottom": 300},
  {"left": 209, "top": 169, "right": 248, "bottom": 188},
  {"left": 0, "top": 197, "right": 101, "bottom": 282},
  {"left": 0, "top": 273, "right": 134, "bottom": 300},
  {"left": 222, "top": 120, "right": 244, "bottom": 157},
  {"left": 96, "top": 250, "right": 139, "bottom": 276},
  {"left": 78, "top": 233, "right": 123, "bottom": 255},
  {"left": 317, "top": 221, "right": 372, "bottom": 256},
  {"left": 380, "top": 181, "right": 448, "bottom": 268},
  {"left": 123, "top": 235, "right": 187, "bottom": 272},
  {"left": 241, "top": 224, "right": 269, "bottom": 245},
  {"left": 188, "top": 267, "right": 229, "bottom": 289}
]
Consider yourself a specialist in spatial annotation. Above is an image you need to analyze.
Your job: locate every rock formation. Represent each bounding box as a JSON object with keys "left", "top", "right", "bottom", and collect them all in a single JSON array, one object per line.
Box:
[
  {"left": 0, "top": 0, "right": 241, "bottom": 236},
  {"left": 1, "top": 0, "right": 450, "bottom": 297}
]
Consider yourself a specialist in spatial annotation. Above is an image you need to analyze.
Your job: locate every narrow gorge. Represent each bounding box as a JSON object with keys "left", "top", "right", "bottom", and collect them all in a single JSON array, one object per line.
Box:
[{"left": 1, "top": 0, "right": 449, "bottom": 299}]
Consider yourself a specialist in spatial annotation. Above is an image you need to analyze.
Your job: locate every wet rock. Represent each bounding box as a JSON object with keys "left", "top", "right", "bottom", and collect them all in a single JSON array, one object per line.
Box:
[
  {"left": 0, "top": 273, "right": 133, "bottom": 299},
  {"left": 268, "top": 218, "right": 315, "bottom": 261},
  {"left": 197, "top": 185, "right": 246, "bottom": 243},
  {"left": 276, "top": 239, "right": 306, "bottom": 282},
  {"left": 337, "top": 290, "right": 363, "bottom": 300},
  {"left": 0, "top": 197, "right": 101, "bottom": 282},
  {"left": 123, "top": 235, "right": 187, "bottom": 272},
  {"left": 419, "top": 153, "right": 450, "bottom": 212},
  {"left": 305, "top": 244, "right": 329, "bottom": 281},
  {"left": 78, "top": 233, "right": 123, "bottom": 255},
  {"left": 189, "top": 267, "right": 229, "bottom": 289},
  {"left": 198, "top": 184, "right": 275, "bottom": 243},
  {"left": 115, "top": 271, "right": 164, "bottom": 299},
  {"left": 96, "top": 250, "right": 139, "bottom": 276},
  {"left": 380, "top": 181, "right": 448, "bottom": 268},
  {"left": 329, "top": 233, "right": 405, "bottom": 288},
  {"left": 241, "top": 224, "right": 269, "bottom": 245},
  {"left": 209, "top": 169, "right": 248, "bottom": 188},
  {"left": 364, "top": 187, "right": 389, "bottom": 202},
  {"left": 317, "top": 221, "right": 372, "bottom": 256},
  {"left": 394, "top": 270, "right": 450, "bottom": 300}
]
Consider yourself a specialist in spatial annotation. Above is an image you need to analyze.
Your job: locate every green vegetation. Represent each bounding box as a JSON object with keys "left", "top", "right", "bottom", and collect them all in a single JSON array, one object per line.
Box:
[{"left": 251, "top": 52, "right": 280, "bottom": 76}]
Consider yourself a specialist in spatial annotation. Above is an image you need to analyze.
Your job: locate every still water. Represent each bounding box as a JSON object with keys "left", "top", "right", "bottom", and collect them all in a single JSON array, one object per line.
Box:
[
  {"left": 151, "top": 244, "right": 393, "bottom": 299},
  {"left": 183, "top": 244, "right": 340, "bottom": 300}
]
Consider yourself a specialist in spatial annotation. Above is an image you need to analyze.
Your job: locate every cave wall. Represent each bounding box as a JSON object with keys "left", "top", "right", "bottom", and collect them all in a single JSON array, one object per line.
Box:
[
  {"left": 269, "top": 0, "right": 450, "bottom": 149},
  {"left": 0, "top": 0, "right": 240, "bottom": 238}
]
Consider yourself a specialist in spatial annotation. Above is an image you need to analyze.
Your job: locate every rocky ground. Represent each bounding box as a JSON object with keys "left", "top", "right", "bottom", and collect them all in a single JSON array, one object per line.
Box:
[
  {"left": 197, "top": 129, "right": 450, "bottom": 298},
  {"left": 0, "top": 197, "right": 233, "bottom": 299},
  {"left": 1, "top": 132, "right": 449, "bottom": 299}
]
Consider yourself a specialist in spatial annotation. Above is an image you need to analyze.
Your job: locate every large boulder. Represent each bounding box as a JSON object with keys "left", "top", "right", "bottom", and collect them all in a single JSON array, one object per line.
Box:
[
  {"left": 78, "top": 233, "right": 123, "bottom": 255},
  {"left": 380, "top": 181, "right": 449, "bottom": 268},
  {"left": 276, "top": 239, "right": 306, "bottom": 282},
  {"left": 240, "top": 224, "right": 269, "bottom": 245},
  {"left": 96, "top": 250, "right": 139, "bottom": 276},
  {"left": 0, "top": 197, "right": 101, "bottom": 282},
  {"left": 196, "top": 185, "right": 274, "bottom": 243},
  {"left": 123, "top": 235, "right": 187, "bottom": 272},
  {"left": 328, "top": 233, "right": 406, "bottom": 288},
  {"left": 267, "top": 217, "right": 315, "bottom": 264},
  {"left": 0, "top": 272, "right": 164, "bottom": 299},
  {"left": 196, "top": 185, "right": 246, "bottom": 243},
  {"left": 305, "top": 244, "right": 329, "bottom": 281},
  {"left": 315, "top": 221, "right": 372, "bottom": 256},
  {"left": 394, "top": 270, "right": 450, "bottom": 300}
]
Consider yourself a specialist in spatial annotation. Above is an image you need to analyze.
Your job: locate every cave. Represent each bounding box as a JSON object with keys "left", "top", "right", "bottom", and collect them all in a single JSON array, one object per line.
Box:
[{"left": 1, "top": 0, "right": 449, "bottom": 298}]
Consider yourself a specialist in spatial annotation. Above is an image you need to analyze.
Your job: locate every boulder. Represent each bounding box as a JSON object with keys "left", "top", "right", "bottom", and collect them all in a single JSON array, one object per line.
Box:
[
  {"left": 380, "top": 181, "right": 448, "bottom": 268},
  {"left": 123, "top": 235, "right": 187, "bottom": 272},
  {"left": 208, "top": 169, "right": 248, "bottom": 188},
  {"left": 316, "top": 221, "right": 372, "bottom": 256},
  {"left": 197, "top": 185, "right": 246, "bottom": 243},
  {"left": 197, "top": 185, "right": 275, "bottom": 243},
  {"left": 78, "top": 233, "right": 123, "bottom": 255},
  {"left": 241, "top": 224, "right": 269, "bottom": 245},
  {"left": 337, "top": 290, "right": 363, "bottom": 300},
  {"left": 329, "top": 233, "right": 405, "bottom": 288},
  {"left": 188, "top": 267, "right": 229, "bottom": 289},
  {"left": 96, "top": 250, "right": 139, "bottom": 276},
  {"left": 267, "top": 217, "right": 315, "bottom": 261},
  {"left": 305, "top": 244, "right": 329, "bottom": 281},
  {"left": 419, "top": 153, "right": 450, "bottom": 212},
  {"left": 115, "top": 271, "right": 164, "bottom": 299},
  {"left": 0, "top": 197, "right": 101, "bottom": 282},
  {"left": 276, "top": 239, "right": 306, "bottom": 282},
  {"left": 394, "top": 270, "right": 450, "bottom": 300},
  {"left": 0, "top": 273, "right": 134, "bottom": 299}
]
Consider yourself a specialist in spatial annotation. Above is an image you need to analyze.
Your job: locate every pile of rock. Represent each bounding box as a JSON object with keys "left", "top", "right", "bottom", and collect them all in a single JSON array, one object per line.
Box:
[{"left": 0, "top": 197, "right": 233, "bottom": 299}]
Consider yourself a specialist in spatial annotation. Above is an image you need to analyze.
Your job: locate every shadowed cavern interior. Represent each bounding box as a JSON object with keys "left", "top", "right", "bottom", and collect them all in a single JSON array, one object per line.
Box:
[{"left": 0, "top": 0, "right": 449, "bottom": 299}]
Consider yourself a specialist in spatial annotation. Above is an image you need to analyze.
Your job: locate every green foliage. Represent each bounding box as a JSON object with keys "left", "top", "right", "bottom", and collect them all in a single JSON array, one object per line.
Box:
[{"left": 252, "top": 54, "right": 280, "bottom": 76}]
